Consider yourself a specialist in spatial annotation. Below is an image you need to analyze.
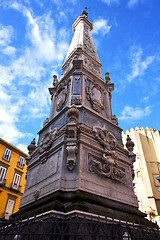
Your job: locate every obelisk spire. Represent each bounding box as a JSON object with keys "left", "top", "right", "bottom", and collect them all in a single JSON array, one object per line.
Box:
[{"left": 62, "top": 11, "right": 102, "bottom": 79}]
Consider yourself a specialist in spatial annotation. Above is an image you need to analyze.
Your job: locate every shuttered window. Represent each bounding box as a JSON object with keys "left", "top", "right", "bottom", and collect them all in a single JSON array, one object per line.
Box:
[
  {"left": 12, "top": 173, "right": 21, "bottom": 190},
  {"left": 5, "top": 199, "right": 15, "bottom": 220},
  {"left": 17, "top": 156, "right": 24, "bottom": 168},
  {"left": 0, "top": 166, "right": 7, "bottom": 184},
  {"left": 3, "top": 148, "right": 11, "bottom": 161}
]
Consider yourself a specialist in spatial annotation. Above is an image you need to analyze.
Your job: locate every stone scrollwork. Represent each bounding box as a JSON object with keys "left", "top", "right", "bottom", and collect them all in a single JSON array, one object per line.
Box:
[
  {"left": 55, "top": 80, "right": 69, "bottom": 112},
  {"left": 86, "top": 82, "right": 104, "bottom": 113},
  {"left": 93, "top": 126, "right": 117, "bottom": 156},
  {"left": 66, "top": 144, "right": 77, "bottom": 171},
  {"left": 90, "top": 126, "right": 125, "bottom": 182},
  {"left": 38, "top": 128, "right": 57, "bottom": 154},
  {"left": 88, "top": 155, "right": 125, "bottom": 183}
]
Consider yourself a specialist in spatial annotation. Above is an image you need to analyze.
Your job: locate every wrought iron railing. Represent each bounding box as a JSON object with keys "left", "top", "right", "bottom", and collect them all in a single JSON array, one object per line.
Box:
[{"left": 0, "top": 212, "right": 160, "bottom": 239}]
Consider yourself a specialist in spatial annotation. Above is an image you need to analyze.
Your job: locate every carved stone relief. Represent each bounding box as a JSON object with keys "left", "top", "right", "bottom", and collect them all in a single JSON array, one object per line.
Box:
[
  {"left": 111, "top": 115, "right": 118, "bottom": 126},
  {"left": 88, "top": 126, "right": 125, "bottom": 183},
  {"left": 93, "top": 126, "right": 117, "bottom": 158},
  {"left": 38, "top": 128, "right": 57, "bottom": 154},
  {"left": 71, "top": 97, "right": 82, "bottom": 105},
  {"left": 88, "top": 154, "right": 125, "bottom": 183},
  {"left": 34, "top": 190, "right": 40, "bottom": 200},
  {"left": 55, "top": 80, "right": 69, "bottom": 112},
  {"left": 84, "top": 56, "right": 101, "bottom": 75},
  {"left": 78, "top": 124, "right": 94, "bottom": 135},
  {"left": 84, "top": 26, "right": 96, "bottom": 59},
  {"left": 43, "top": 118, "right": 49, "bottom": 128},
  {"left": 86, "top": 82, "right": 104, "bottom": 113},
  {"left": 62, "top": 50, "right": 82, "bottom": 76}
]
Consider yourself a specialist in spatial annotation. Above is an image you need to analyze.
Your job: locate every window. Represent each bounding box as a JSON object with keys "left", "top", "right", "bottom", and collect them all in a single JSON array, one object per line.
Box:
[
  {"left": 17, "top": 156, "right": 24, "bottom": 168},
  {"left": 0, "top": 166, "right": 7, "bottom": 184},
  {"left": 3, "top": 148, "right": 11, "bottom": 161},
  {"left": 12, "top": 173, "right": 21, "bottom": 190},
  {"left": 5, "top": 199, "right": 15, "bottom": 220}
]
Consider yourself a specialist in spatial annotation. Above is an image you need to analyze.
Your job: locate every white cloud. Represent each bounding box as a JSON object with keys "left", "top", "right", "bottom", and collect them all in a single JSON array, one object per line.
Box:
[
  {"left": 92, "top": 18, "right": 111, "bottom": 36},
  {"left": 0, "top": 3, "right": 69, "bottom": 145},
  {"left": 16, "top": 143, "right": 28, "bottom": 154},
  {"left": 140, "top": 96, "right": 149, "bottom": 103},
  {"left": 1, "top": 46, "right": 16, "bottom": 55},
  {"left": 127, "top": 46, "right": 155, "bottom": 82},
  {"left": 27, "top": 83, "right": 50, "bottom": 118},
  {"left": 0, "top": 24, "right": 14, "bottom": 46},
  {"left": 128, "top": 0, "right": 139, "bottom": 7},
  {"left": 128, "top": 0, "right": 146, "bottom": 8},
  {"left": 102, "top": 0, "right": 119, "bottom": 5},
  {"left": 0, "top": 86, "right": 25, "bottom": 143},
  {"left": 119, "top": 105, "right": 152, "bottom": 120}
]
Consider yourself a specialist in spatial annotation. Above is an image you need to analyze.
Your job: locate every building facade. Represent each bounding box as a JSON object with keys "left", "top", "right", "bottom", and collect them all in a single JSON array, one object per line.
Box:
[
  {"left": 0, "top": 138, "right": 28, "bottom": 220},
  {"left": 122, "top": 127, "right": 160, "bottom": 224}
]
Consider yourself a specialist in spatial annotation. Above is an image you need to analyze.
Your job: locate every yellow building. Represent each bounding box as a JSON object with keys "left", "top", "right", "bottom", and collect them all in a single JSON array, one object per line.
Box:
[
  {"left": 0, "top": 138, "right": 28, "bottom": 220},
  {"left": 122, "top": 127, "right": 160, "bottom": 225}
]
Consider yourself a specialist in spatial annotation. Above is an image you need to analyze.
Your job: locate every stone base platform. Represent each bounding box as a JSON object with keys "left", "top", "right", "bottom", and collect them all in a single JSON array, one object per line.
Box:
[{"left": 15, "top": 190, "right": 146, "bottom": 224}]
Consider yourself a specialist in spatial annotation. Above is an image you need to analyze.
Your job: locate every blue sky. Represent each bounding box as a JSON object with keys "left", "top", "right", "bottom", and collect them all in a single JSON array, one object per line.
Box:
[{"left": 0, "top": 0, "right": 160, "bottom": 153}]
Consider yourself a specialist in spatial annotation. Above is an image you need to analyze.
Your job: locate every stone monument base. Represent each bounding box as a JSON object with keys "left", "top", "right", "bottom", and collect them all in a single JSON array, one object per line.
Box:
[{"left": 15, "top": 190, "right": 146, "bottom": 224}]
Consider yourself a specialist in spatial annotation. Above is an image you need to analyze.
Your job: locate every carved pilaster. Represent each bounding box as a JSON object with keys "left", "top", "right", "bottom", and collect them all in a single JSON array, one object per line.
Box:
[{"left": 66, "top": 105, "right": 80, "bottom": 171}]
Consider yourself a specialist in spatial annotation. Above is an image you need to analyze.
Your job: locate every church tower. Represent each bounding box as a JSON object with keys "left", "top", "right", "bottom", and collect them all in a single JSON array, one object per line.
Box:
[{"left": 19, "top": 12, "right": 145, "bottom": 221}]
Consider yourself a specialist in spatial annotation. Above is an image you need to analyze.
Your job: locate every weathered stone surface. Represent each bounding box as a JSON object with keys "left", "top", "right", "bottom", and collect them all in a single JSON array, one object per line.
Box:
[{"left": 19, "top": 13, "right": 141, "bottom": 220}]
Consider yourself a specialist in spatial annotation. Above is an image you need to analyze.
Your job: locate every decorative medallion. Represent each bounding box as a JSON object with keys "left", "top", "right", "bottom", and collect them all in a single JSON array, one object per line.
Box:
[
  {"left": 86, "top": 82, "right": 104, "bottom": 113},
  {"left": 55, "top": 80, "right": 69, "bottom": 112},
  {"left": 38, "top": 128, "right": 57, "bottom": 154}
]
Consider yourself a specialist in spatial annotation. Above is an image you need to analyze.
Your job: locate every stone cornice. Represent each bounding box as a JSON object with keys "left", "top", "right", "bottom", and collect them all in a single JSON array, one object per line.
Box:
[{"left": 72, "top": 15, "right": 93, "bottom": 32}]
